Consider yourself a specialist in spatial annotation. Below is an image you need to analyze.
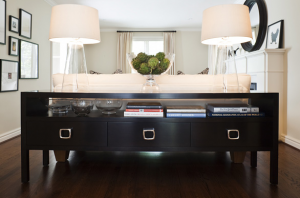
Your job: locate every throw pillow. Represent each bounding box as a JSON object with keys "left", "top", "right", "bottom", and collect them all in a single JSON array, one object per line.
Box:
[
  {"left": 113, "top": 69, "right": 123, "bottom": 74},
  {"left": 90, "top": 70, "right": 102, "bottom": 74},
  {"left": 177, "top": 70, "right": 185, "bottom": 75},
  {"left": 198, "top": 68, "right": 209, "bottom": 74}
]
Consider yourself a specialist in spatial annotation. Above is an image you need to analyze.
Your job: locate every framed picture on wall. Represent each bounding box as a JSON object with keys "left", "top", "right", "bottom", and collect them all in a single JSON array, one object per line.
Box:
[
  {"left": 266, "top": 20, "right": 284, "bottom": 49},
  {"left": 9, "top": 36, "right": 19, "bottom": 56},
  {"left": 9, "top": 16, "right": 19, "bottom": 33},
  {"left": 19, "top": 40, "right": 39, "bottom": 79},
  {"left": 19, "top": 9, "right": 32, "bottom": 39},
  {"left": 0, "top": 0, "right": 6, "bottom": 45},
  {"left": 0, "top": 59, "right": 19, "bottom": 92}
]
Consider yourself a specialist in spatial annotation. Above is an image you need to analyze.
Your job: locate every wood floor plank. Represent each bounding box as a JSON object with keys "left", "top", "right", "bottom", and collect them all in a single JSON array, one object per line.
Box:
[{"left": 1, "top": 137, "right": 300, "bottom": 198}]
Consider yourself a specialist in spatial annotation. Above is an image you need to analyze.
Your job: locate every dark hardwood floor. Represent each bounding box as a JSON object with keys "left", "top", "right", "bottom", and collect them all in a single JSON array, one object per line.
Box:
[{"left": 0, "top": 137, "right": 300, "bottom": 198}]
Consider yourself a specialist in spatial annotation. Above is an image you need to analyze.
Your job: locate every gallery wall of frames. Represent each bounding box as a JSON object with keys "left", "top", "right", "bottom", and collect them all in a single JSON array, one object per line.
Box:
[{"left": 0, "top": 0, "right": 39, "bottom": 92}]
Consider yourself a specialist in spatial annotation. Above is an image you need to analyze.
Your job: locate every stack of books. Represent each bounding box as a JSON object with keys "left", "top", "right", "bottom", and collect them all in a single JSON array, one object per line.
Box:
[
  {"left": 124, "top": 102, "right": 163, "bottom": 117},
  {"left": 166, "top": 106, "right": 206, "bottom": 118},
  {"left": 206, "top": 103, "right": 265, "bottom": 117}
]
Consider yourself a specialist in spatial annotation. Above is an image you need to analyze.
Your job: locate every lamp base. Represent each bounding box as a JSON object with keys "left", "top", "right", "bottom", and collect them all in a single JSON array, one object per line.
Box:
[
  {"left": 61, "top": 41, "right": 89, "bottom": 92},
  {"left": 213, "top": 45, "right": 241, "bottom": 93}
]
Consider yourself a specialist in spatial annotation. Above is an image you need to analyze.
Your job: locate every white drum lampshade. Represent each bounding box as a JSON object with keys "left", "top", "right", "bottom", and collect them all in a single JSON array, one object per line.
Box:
[
  {"left": 201, "top": 4, "right": 252, "bottom": 46},
  {"left": 49, "top": 4, "right": 100, "bottom": 44},
  {"left": 49, "top": 4, "right": 101, "bottom": 92},
  {"left": 201, "top": 4, "right": 252, "bottom": 93}
]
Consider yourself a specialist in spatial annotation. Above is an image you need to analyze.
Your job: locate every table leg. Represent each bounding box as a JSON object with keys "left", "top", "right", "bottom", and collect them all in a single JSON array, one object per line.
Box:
[
  {"left": 54, "top": 150, "right": 70, "bottom": 162},
  {"left": 21, "top": 149, "right": 29, "bottom": 183},
  {"left": 270, "top": 150, "right": 278, "bottom": 184},
  {"left": 250, "top": 151, "right": 257, "bottom": 168},
  {"left": 43, "top": 150, "right": 49, "bottom": 166},
  {"left": 230, "top": 151, "right": 246, "bottom": 163}
]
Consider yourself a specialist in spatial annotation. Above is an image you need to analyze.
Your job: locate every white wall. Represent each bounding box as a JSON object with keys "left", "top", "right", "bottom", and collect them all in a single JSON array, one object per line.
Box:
[
  {"left": 85, "top": 31, "right": 208, "bottom": 74},
  {"left": 264, "top": 0, "right": 300, "bottom": 146},
  {"left": 85, "top": 32, "right": 118, "bottom": 74},
  {"left": 176, "top": 31, "right": 208, "bottom": 74},
  {"left": 0, "top": 0, "right": 51, "bottom": 137}
]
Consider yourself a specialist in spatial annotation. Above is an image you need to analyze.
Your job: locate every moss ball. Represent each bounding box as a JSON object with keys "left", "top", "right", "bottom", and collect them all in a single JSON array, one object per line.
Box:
[
  {"left": 160, "top": 58, "right": 170, "bottom": 70},
  {"left": 132, "top": 59, "right": 141, "bottom": 70},
  {"left": 155, "top": 52, "right": 165, "bottom": 62},
  {"left": 138, "top": 63, "right": 150, "bottom": 74}
]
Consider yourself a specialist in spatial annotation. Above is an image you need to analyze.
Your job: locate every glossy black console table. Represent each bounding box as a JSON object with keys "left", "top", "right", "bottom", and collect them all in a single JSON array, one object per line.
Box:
[{"left": 21, "top": 92, "right": 279, "bottom": 184}]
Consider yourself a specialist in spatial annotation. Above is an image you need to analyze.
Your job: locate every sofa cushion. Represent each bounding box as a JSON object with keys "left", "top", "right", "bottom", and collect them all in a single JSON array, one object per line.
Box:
[{"left": 52, "top": 73, "right": 251, "bottom": 93}]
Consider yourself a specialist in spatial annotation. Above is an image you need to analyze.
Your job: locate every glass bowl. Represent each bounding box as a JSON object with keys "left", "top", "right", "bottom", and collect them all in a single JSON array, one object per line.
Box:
[
  {"left": 95, "top": 99, "right": 123, "bottom": 114},
  {"left": 47, "top": 99, "right": 72, "bottom": 114},
  {"left": 127, "top": 53, "right": 175, "bottom": 75},
  {"left": 127, "top": 53, "right": 175, "bottom": 93},
  {"left": 71, "top": 99, "right": 94, "bottom": 116}
]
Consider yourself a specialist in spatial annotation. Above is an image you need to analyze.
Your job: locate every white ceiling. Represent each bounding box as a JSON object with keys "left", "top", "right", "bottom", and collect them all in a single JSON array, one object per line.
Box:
[{"left": 51, "top": 0, "right": 248, "bottom": 30}]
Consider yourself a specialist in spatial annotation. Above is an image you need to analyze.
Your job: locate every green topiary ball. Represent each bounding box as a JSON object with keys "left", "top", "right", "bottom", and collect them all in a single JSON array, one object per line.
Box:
[
  {"left": 155, "top": 52, "right": 165, "bottom": 62},
  {"left": 152, "top": 67, "right": 163, "bottom": 74},
  {"left": 148, "top": 57, "right": 159, "bottom": 70},
  {"left": 132, "top": 59, "right": 141, "bottom": 70},
  {"left": 160, "top": 58, "right": 170, "bottom": 70},
  {"left": 139, "top": 63, "right": 150, "bottom": 74},
  {"left": 146, "top": 55, "right": 155, "bottom": 62},
  {"left": 136, "top": 52, "right": 148, "bottom": 63}
]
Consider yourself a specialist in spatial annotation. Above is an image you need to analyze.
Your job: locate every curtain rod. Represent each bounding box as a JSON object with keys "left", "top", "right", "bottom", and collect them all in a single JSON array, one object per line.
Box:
[{"left": 117, "top": 31, "right": 176, "bottom": 33}]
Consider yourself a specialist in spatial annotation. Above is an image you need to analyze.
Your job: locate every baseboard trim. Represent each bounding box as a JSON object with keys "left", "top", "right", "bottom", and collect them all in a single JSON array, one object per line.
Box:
[
  {"left": 281, "top": 135, "right": 300, "bottom": 150},
  {"left": 0, "top": 128, "right": 21, "bottom": 143}
]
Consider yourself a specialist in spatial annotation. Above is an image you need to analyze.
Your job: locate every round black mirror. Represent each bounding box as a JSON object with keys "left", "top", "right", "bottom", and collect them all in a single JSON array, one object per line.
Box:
[{"left": 241, "top": 0, "right": 268, "bottom": 52}]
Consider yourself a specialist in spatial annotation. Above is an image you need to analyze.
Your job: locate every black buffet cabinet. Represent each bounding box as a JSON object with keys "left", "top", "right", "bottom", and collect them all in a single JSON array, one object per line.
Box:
[{"left": 21, "top": 91, "right": 279, "bottom": 184}]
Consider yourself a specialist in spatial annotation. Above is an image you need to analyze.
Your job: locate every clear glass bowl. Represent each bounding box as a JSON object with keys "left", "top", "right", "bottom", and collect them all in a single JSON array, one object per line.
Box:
[
  {"left": 71, "top": 99, "right": 94, "bottom": 116},
  {"left": 127, "top": 53, "right": 175, "bottom": 93},
  {"left": 95, "top": 99, "right": 123, "bottom": 114},
  {"left": 47, "top": 99, "right": 72, "bottom": 114}
]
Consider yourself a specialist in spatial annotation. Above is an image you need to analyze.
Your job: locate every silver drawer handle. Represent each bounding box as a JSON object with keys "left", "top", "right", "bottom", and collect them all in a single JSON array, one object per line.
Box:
[
  {"left": 143, "top": 128, "right": 155, "bottom": 140},
  {"left": 59, "top": 129, "right": 72, "bottom": 139},
  {"left": 227, "top": 129, "right": 239, "bottom": 140}
]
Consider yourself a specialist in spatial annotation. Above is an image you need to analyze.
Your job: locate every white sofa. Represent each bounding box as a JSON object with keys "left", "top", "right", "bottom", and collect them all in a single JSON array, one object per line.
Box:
[{"left": 52, "top": 73, "right": 251, "bottom": 93}]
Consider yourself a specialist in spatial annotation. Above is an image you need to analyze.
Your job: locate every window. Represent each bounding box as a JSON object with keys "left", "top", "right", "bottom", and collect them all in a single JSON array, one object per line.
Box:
[{"left": 132, "top": 36, "right": 164, "bottom": 55}]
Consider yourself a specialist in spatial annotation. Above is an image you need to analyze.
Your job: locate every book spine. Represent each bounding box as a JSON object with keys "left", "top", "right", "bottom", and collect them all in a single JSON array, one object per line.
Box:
[
  {"left": 167, "top": 109, "right": 206, "bottom": 113},
  {"left": 126, "top": 106, "right": 163, "bottom": 109},
  {"left": 126, "top": 109, "right": 163, "bottom": 112},
  {"left": 166, "top": 113, "right": 206, "bottom": 118},
  {"left": 124, "top": 112, "right": 164, "bottom": 117},
  {"left": 207, "top": 106, "right": 259, "bottom": 113},
  {"left": 207, "top": 112, "right": 265, "bottom": 117},
  {"left": 250, "top": 107, "right": 259, "bottom": 113}
]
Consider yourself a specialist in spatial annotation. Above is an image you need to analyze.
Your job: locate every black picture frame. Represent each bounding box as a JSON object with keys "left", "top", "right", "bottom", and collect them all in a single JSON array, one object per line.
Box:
[
  {"left": 0, "top": 59, "right": 19, "bottom": 92},
  {"left": 0, "top": 0, "right": 6, "bottom": 45},
  {"left": 19, "top": 9, "right": 32, "bottom": 39},
  {"left": 266, "top": 20, "right": 284, "bottom": 49},
  {"left": 19, "top": 40, "right": 39, "bottom": 79},
  {"left": 9, "top": 36, "right": 19, "bottom": 56},
  {"left": 9, "top": 15, "right": 19, "bottom": 33},
  {"left": 241, "top": 0, "right": 268, "bottom": 52}
]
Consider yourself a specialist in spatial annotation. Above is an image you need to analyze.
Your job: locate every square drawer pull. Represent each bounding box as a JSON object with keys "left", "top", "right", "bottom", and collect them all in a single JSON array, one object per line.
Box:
[
  {"left": 227, "top": 129, "right": 239, "bottom": 140},
  {"left": 59, "top": 128, "right": 72, "bottom": 139},
  {"left": 143, "top": 128, "right": 155, "bottom": 140}
]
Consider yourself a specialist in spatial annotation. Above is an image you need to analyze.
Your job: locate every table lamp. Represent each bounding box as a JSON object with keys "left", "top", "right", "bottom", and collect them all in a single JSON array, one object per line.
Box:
[
  {"left": 201, "top": 4, "right": 252, "bottom": 93},
  {"left": 49, "top": 4, "right": 100, "bottom": 92}
]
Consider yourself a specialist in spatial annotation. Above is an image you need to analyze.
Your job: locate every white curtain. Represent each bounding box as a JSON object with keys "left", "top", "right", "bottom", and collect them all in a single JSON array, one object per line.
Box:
[
  {"left": 117, "top": 32, "right": 133, "bottom": 73},
  {"left": 163, "top": 32, "right": 176, "bottom": 75},
  {"left": 208, "top": 45, "right": 228, "bottom": 75}
]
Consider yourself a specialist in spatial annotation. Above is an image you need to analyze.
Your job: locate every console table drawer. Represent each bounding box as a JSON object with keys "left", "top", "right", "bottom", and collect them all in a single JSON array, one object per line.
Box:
[
  {"left": 108, "top": 122, "right": 190, "bottom": 147},
  {"left": 27, "top": 121, "right": 107, "bottom": 147},
  {"left": 191, "top": 122, "right": 272, "bottom": 147}
]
